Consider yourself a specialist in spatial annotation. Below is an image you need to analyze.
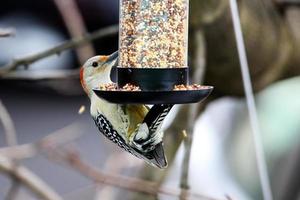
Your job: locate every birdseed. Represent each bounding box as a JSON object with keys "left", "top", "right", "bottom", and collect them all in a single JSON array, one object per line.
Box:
[
  {"left": 119, "top": 0, "right": 189, "bottom": 68},
  {"left": 174, "top": 84, "right": 206, "bottom": 91},
  {"left": 99, "top": 83, "right": 141, "bottom": 91},
  {"left": 121, "top": 83, "right": 141, "bottom": 91},
  {"left": 99, "top": 83, "right": 118, "bottom": 91}
]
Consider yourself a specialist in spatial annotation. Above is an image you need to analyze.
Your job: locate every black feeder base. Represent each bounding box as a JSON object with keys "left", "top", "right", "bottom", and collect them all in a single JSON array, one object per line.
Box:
[{"left": 93, "top": 68, "right": 213, "bottom": 105}]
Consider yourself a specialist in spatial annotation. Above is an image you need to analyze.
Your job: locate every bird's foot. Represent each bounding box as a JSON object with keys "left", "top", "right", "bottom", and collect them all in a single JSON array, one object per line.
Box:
[{"left": 131, "top": 123, "right": 163, "bottom": 153}]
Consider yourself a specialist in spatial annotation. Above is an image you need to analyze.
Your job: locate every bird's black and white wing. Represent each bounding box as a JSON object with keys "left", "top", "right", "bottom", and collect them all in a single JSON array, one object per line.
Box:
[
  {"left": 132, "top": 104, "right": 174, "bottom": 168},
  {"left": 93, "top": 113, "right": 168, "bottom": 168},
  {"left": 143, "top": 104, "right": 174, "bottom": 133},
  {"left": 133, "top": 104, "right": 174, "bottom": 150},
  {"left": 94, "top": 113, "right": 133, "bottom": 153}
]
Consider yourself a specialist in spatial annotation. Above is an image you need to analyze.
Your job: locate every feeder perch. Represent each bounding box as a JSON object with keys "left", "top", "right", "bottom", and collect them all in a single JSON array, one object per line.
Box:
[{"left": 93, "top": 0, "right": 213, "bottom": 104}]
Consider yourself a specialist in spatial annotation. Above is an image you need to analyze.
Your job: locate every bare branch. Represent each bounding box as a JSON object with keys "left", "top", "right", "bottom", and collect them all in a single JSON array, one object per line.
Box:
[
  {"left": 5, "top": 179, "right": 20, "bottom": 200},
  {"left": 0, "top": 104, "right": 218, "bottom": 200},
  {"left": 0, "top": 155, "right": 63, "bottom": 200},
  {"left": 0, "top": 143, "right": 37, "bottom": 160},
  {"left": 0, "top": 100, "right": 18, "bottom": 147},
  {"left": 95, "top": 152, "right": 142, "bottom": 199},
  {"left": 0, "top": 99, "right": 21, "bottom": 199},
  {"left": 0, "top": 117, "right": 221, "bottom": 200},
  {"left": 180, "top": 29, "right": 206, "bottom": 194},
  {"left": 0, "top": 122, "right": 84, "bottom": 160},
  {"left": 0, "top": 28, "right": 15, "bottom": 37},
  {"left": 0, "top": 123, "right": 82, "bottom": 200},
  {"left": 275, "top": 0, "right": 300, "bottom": 6},
  {"left": 53, "top": 0, "right": 95, "bottom": 63},
  {"left": 0, "top": 25, "right": 118, "bottom": 76},
  {"left": 46, "top": 147, "right": 222, "bottom": 200},
  {"left": 1, "top": 69, "right": 79, "bottom": 80},
  {"left": 0, "top": 104, "right": 84, "bottom": 200}
]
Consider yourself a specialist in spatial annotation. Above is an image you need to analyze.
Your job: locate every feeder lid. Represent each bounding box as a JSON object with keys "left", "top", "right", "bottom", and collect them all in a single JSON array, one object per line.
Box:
[{"left": 93, "top": 86, "right": 213, "bottom": 105}]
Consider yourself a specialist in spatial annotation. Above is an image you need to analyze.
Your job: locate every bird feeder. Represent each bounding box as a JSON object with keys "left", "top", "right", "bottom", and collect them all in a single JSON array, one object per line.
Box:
[{"left": 94, "top": 0, "right": 213, "bottom": 104}]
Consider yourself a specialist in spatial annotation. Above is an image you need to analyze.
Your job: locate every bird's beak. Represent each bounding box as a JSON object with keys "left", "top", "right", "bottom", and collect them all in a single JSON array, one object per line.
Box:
[
  {"left": 106, "top": 51, "right": 118, "bottom": 65},
  {"left": 104, "top": 51, "right": 118, "bottom": 82}
]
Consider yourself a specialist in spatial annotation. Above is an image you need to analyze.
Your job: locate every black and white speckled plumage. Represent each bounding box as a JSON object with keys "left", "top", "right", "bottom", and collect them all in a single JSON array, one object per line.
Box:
[
  {"left": 93, "top": 104, "right": 173, "bottom": 168},
  {"left": 144, "top": 104, "right": 173, "bottom": 133},
  {"left": 93, "top": 113, "right": 134, "bottom": 154}
]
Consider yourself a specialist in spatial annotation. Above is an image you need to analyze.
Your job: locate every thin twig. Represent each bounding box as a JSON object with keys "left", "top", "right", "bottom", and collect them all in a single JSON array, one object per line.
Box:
[
  {"left": 95, "top": 152, "right": 142, "bottom": 200},
  {"left": 1, "top": 69, "right": 79, "bottom": 80},
  {"left": 180, "top": 29, "right": 207, "bottom": 195},
  {"left": 230, "top": 1, "right": 273, "bottom": 199},
  {"left": 0, "top": 25, "right": 118, "bottom": 76},
  {"left": 275, "top": 0, "right": 300, "bottom": 6},
  {"left": 0, "top": 122, "right": 84, "bottom": 160},
  {"left": 0, "top": 28, "right": 15, "bottom": 37},
  {"left": 0, "top": 100, "right": 20, "bottom": 200},
  {"left": 46, "top": 147, "right": 222, "bottom": 200},
  {"left": 5, "top": 179, "right": 20, "bottom": 200},
  {"left": 0, "top": 119, "right": 221, "bottom": 200},
  {"left": 94, "top": 153, "right": 128, "bottom": 200},
  {"left": 0, "top": 123, "right": 82, "bottom": 200},
  {"left": 53, "top": 0, "right": 95, "bottom": 63},
  {"left": 0, "top": 155, "right": 63, "bottom": 200},
  {"left": 0, "top": 100, "right": 18, "bottom": 147},
  {"left": 0, "top": 100, "right": 72, "bottom": 200}
]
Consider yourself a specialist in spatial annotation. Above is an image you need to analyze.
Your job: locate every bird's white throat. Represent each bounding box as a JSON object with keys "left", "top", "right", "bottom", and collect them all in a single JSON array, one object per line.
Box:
[{"left": 84, "top": 67, "right": 112, "bottom": 97}]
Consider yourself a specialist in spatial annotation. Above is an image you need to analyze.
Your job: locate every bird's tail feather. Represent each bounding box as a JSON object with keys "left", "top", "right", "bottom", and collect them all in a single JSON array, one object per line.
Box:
[
  {"left": 143, "top": 104, "right": 174, "bottom": 134},
  {"left": 144, "top": 142, "right": 168, "bottom": 169}
]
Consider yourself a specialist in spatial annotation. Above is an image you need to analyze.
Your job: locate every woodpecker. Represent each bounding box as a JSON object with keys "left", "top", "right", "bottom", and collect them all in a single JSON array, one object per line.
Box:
[{"left": 80, "top": 51, "right": 173, "bottom": 168}]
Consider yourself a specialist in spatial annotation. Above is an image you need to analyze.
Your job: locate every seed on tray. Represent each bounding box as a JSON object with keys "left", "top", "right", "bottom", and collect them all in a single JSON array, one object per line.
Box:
[
  {"left": 121, "top": 83, "right": 141, "bottom": 91},
  {"left": 99, "top": 83, "right": 118, "bottom": 91},
  {"left": 174, "top": 84, "right": 205, "bottom": 91},
  {"left": 99, "top": 83, "right": 141, "bottom": 91}
]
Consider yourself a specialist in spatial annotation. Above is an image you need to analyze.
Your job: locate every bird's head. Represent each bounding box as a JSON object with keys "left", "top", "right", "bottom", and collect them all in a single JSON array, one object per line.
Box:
[{"left": 80, "top": 51, "right": 118, "bottom": 97}]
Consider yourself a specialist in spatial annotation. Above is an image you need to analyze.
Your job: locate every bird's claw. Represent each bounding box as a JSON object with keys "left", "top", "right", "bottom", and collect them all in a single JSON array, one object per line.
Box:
[
  {"left": 128, "top": 122, "right": 163, "bottom": 153},
  {"left": 132, "top": 137, "right": 156, "bottom": 152},
  {"left": 132, "top": 125, "right": 163, "bottom": 153}
]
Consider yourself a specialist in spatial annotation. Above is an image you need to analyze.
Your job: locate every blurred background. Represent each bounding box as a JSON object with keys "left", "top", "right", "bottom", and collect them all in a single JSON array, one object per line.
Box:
[{"left": 0, "top": 0, "right": 300, "bottom": 200}]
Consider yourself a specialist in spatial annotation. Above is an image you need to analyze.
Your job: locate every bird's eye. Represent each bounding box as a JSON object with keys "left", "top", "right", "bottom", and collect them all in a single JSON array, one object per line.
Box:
[{"left": 92, "top": 62, "right": 98, "bottom": 67}]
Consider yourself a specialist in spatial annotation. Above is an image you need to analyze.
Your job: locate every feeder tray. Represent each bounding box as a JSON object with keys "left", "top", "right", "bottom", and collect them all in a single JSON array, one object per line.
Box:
[
  {"left": 93, "top": 87, "right": 213, "bottom": 105},
  {"left": 93, "top": 68, "right": 213, "bottom": 105}
]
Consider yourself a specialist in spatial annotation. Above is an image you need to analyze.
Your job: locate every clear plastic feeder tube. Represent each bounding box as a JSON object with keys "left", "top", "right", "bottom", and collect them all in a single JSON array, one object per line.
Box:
[{"left": 119, "top": 0, "right": 189, "bottom": 68}]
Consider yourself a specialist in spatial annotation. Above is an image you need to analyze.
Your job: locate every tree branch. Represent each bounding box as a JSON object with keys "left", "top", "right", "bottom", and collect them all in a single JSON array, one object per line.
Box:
[
  {"left": 94, "top": 152, "right": 142, "bottom": 200},
  {"left": 46, "top": 147, "right": 222, "bottom": 200},
  {"left": 0, "top": 94, "right": 219, "bottom": 200},
  {"left": 0, "top": 28, "right": 15, "bottom": 37},
  {"left": 0, "top": 100, "right": 18, "bottom": 147},
  {"left": 5, "top": 179, "right": 20, "bottom": 200},
  {"left": 0, "top": 155, "right": 63, "bottom": 200},
  {"left": 0, "top": 25, "right": 118, "bottom": 76},
  {"left": 180, "top": 28, "right": 207, "bottom": 194},
  {"left": 53, "top": 0, "right": 95, "bottom": 64},
  {"left": 275, "top": 0, "right": 300, "bottom": 6},
  {"left": 0, "top": 122, "right": 83, "bottom": 200},
  {"left": 0, "top": 122, "right": 84, "bottom": 160},
  {"left": 0, "top": 99, "right": 20, "bottom": 200},
  {"left": 0, "top": 122, "right": 221, "bottom": 200}
]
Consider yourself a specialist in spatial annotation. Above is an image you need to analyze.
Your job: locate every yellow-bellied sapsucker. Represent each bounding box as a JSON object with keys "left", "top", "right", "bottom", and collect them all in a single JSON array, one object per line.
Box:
[{"left": 80, "top": 52, "right": 173, "bottom": 168}]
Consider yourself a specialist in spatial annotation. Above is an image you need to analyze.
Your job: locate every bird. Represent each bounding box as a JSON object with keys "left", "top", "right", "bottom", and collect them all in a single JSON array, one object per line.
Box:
[{"left": 80, "top": 51, "right": 174, "bottom": 168}]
